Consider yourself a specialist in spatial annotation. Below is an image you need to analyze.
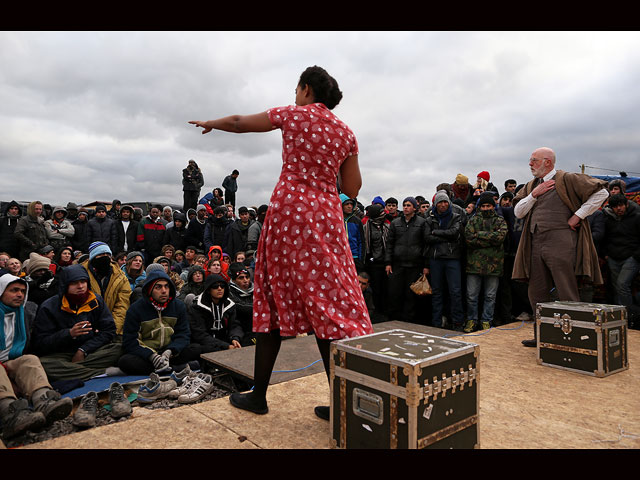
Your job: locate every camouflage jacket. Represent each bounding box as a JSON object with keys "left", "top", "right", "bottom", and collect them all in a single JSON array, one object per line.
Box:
[{"left": 464, "top": 210, "right": 507, "bottom": 276}]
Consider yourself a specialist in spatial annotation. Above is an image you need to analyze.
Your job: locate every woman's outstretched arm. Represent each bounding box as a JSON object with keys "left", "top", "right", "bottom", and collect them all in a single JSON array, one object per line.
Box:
[{"left": 189, "top": 112, "right": 274, "bottom": 134}]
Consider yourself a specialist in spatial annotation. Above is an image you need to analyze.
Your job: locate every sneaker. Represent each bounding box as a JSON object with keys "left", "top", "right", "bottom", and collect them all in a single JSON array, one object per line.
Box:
[
  {"left": 137, "top": 373, "right": 177, "bottom": 403},
  {"left": 170, "top": 364, "right": 192, "bottom": 386},
  {"left": 108, "top": 382, "right": 132, "bottom": 419},
  {"left": 177, "top": 375, "right": 214, "bottom": 404},
  {"left": 33, "top": 389, "right": 73, "bottom": 425},
  {"left": 229, "top": 391, "right": 268, "bottom": 415},
  {"left": 2, "top": 398, "right": 47, "bottom": 439},
  {"left": 463, "top": 320, "right": 476, "bottom": 333},
  {"left": 73, "top": 391, "right": 98, "bottom": 428},
  {"left": 168, "top": 372, "right": 211, "bottom": 399},
  {"left": 481, "top": 321, "right": 491, "bottom": 330}
]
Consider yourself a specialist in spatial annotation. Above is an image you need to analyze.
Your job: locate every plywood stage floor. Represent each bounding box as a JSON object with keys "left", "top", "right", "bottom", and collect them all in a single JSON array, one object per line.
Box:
[{"left": 13, "top": 320, "right": 640, "bottom": 449}]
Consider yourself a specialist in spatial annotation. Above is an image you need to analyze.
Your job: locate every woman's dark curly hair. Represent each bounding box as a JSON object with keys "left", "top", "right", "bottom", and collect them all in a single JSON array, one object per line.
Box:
[{"left": 298, "top": 66, "right": 343, "bottom": 110}]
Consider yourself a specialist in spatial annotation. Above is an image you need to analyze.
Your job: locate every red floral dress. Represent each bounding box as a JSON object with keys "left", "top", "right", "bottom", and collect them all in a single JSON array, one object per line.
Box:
[{"left": 252, "top": 103, "right": 373, "bottom": 340}]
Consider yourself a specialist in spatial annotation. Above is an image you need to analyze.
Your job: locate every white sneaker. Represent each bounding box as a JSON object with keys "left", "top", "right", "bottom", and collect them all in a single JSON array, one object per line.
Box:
[
  {"left": 168, "top": 373, "right": 212, "bottom": 399},
  {"left": 177, "top": 375, "right": 214, "bottom": 404}
]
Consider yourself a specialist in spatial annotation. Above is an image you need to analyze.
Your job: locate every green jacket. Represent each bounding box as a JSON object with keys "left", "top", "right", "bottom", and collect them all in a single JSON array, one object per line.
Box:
[{"left": 464, "top": 210, "right": 507, "bottom": 276}]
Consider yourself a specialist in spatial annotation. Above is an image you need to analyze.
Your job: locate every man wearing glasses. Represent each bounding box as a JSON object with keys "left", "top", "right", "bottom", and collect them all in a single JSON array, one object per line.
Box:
[{"left": 512, "top": 147, "right": 609, "bottom": 347}]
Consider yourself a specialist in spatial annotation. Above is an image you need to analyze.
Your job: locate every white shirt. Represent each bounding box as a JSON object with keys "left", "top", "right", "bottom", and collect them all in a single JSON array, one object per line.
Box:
[
  {"left": 514, "top": 169, "right": 609, "bottom": 220},
  {"left": 121, "top": 220, "right": 130, "bottom": 251}
]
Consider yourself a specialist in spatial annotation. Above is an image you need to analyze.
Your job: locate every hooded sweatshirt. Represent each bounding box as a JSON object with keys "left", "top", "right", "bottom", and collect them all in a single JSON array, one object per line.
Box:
[
  {"left": 188, "top": 273, "right": 242, "bottom": 349},
  {"left": 32, "top": 264, "right": 116, "bottom": 356},
  {"left": 44, "top": 206, "right": 75, "bottom": 246},
  {"left": 0, "top": 275, "right": 31, "bottom": 362},
  {"left": 121, "top": 269, "right": 190, "bottom": 360}
]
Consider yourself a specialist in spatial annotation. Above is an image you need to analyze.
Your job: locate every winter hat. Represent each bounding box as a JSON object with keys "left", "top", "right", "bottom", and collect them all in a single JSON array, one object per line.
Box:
[
  {"left": 477, "top": 171, "right": 491, "bottom": 182},
  {"left": 39, "top": 245, "right": 55, "bottom": 255},
  {"left": 26, "top": 252, "right": 51, "bottom": 276},
  {"left": 126, "top": 251, "right": 144, "bottom": 262},
  {"left": 477, "top": 192, "right": 496, "bottom": 207},
  {"left": 95, "top": 204, "right": 107, "bottom": 213},
  {"left": 372, "top": 196, "right": 385, "bottom": 207},
  {"left": 228, "top": 262, "right": 251, "bottom": 280},
  {"left": 88, "top": 241, "right": 112, "bottom": 261},
  {"left": 145, "top": 263, "right": 166, "bottom": 275},
  {"left": 433, "top": 190, "right": 450, "bottom": 205},
  {"left": 455, "top": 173, "right": 469, "bottom": 185},
  {"left": 403, "top": 197, "right": 418, "bottom": 209},
  {"left": 196, "top": 204, "right": 207, "bottom": 212}
]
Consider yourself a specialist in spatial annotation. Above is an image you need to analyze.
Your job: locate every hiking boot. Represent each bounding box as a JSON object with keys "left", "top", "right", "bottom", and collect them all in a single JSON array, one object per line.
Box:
[
  {"left": 73, "top": 391, "right": 99, "bottom": 428},
  {"left": 108, "top": 382, "right": 132, "bottom": 419},
  {"left": 229, "top": 391, "right": 268, "bottom": 415},
  {"left": 177, "top": 375, "right": 214, "bottom": 404},
  {"left": 463, "top": 320, "right": 476, "bottom": 333},
  {"left": 2, "top": 398, "right": 46, "bottom": 439},
  {"left": 137, "top": 373, "right": 177, "bottom": 403},
  {"left": 481, "top": 321, "right": 491, "bottom": 330},
  {"left": 33, "top": 389, "right": 73, "bottom": 425}
]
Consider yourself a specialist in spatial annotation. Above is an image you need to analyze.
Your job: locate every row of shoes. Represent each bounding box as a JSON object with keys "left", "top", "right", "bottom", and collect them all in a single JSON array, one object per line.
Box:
[
  {"left": 137, "top": 365, "right": 214, "bottom": 405},
  {"left": 73, "top": 382, "right": 132, "bottom": 428}
]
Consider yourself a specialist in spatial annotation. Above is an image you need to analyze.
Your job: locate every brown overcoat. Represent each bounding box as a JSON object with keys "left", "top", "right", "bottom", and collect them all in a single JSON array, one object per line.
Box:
[{"left": 512, "top": 170, "right": 608, "bottom": 284}]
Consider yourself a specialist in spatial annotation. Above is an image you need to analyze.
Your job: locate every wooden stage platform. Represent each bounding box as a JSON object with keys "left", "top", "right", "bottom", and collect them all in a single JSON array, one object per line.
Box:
[{"left": 17, "top": 320, "right": 640, "bottom": 449}]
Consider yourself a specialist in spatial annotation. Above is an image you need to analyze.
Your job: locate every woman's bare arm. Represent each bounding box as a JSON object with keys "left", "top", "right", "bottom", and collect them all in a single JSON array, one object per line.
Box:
[
  {"left": 339, "top": 155, "right": 362, "bottom": 199},
  {"left": 189, "top": 112, "right": 274, "bottom": 134}
]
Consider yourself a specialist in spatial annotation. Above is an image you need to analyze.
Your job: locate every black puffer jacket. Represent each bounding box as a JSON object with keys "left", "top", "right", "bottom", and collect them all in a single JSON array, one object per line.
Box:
[
  {"left": 424, "top": 206, "right": 465, "bottom": 265},
  {"left": 87, "top": 216, "right": 118, "bottom": 253},
  {"left": 384, "top": 214, "right": 427, "bottom": 268}
]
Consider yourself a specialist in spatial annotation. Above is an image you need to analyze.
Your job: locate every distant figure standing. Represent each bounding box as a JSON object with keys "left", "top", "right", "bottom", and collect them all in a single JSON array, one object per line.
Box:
[
  {"left": 222, "top": 169, "right": 239, "bottom": 208},
  {"left": 182, "top": 159, "right": 204, "bottom": 212}
]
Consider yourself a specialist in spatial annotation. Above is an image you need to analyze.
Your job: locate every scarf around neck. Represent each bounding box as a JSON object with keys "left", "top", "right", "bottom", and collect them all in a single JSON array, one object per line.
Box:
[{"left": 0, "top": 301, "right": 26, "bottom": 360}]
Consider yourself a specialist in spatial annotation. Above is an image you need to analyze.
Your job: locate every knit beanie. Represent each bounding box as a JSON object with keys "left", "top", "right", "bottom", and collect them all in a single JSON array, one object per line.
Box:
[
  {"left": 126, "top": 251, "right": 144, "bottom": 262},
  {"left": 145, "top": 263, "right": 166, "bottom": 275},
  {"left": 403, "top": 197, "right": 418, "bottom": 209},
  {"left": 455, "top": 173, "right": 469, "bottom": 185},
  {"left": 95, "top": 204, "right": 107, "bottom": 213},
  {"left": 372, "top": 196, "right": 385, "bottom": 207},
  {"left": 88, "top": 241, "right": 112, "bottom": 261},
  {"left": 477, "top": 192, "right": 496, "bottom": 207},
  {"left": 433, "top": 190, "right": 450, "bottom": 205},
  {"left": 477, "top": 171, "right": 491, "bottom": 182},
  {"left": 26, "top": 252, "right": 51, "bottom": 275}
]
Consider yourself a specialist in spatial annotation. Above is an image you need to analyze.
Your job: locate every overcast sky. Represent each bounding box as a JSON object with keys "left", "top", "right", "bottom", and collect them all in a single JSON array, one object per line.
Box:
[{"left": 2, "top": 31, "right": 639, "bottom": 211}]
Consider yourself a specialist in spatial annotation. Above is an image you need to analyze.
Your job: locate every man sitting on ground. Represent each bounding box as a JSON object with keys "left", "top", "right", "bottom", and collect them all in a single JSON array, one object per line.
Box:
[
  {"left": 0, "top": 274, "right": 73, "bottom": 439},
  {"left": 31, "top": 264, "right": 121, "bottom": 381}
]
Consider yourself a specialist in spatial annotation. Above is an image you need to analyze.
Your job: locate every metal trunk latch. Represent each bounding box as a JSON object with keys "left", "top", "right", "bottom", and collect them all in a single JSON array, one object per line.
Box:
[{"left": 554, "top": 313, "right": 572, "bottom": 335}]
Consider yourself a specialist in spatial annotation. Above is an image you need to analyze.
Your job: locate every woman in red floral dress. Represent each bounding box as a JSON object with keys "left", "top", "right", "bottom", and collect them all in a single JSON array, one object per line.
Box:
[{"left": 189, "top": 66, "right": 373, "bottom": 419}]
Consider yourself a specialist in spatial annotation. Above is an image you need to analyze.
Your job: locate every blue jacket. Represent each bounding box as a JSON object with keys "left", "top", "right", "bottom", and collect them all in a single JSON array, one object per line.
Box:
[
  {"left": 121, "top": 269, "right": 190, "bottom": 360},
  {"left": 32, "top": 264, "right": 116, "bottom": 356},
  {"left": 344, "top": 214, "right": 364, "bottom": 261}
]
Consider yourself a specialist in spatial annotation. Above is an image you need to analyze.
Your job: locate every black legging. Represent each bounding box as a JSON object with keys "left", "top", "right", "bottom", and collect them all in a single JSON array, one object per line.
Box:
[{"left": 251, "top": 330, "right": 332, "bottom": 400}]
